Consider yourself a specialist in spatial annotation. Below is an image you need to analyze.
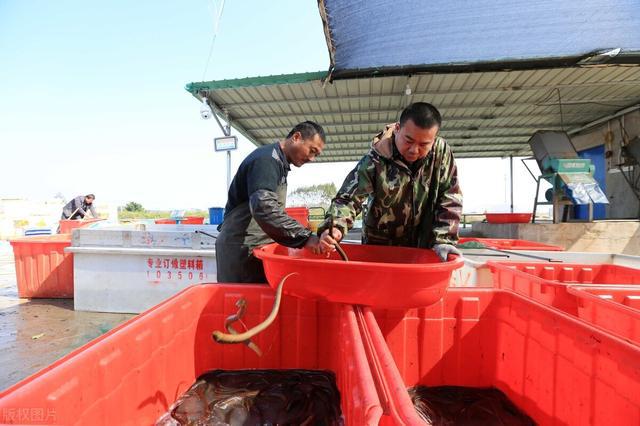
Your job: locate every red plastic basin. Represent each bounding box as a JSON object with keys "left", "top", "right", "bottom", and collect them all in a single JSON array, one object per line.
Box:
[
  {"left": 485, "top": 212, "right": 532, "bottom": 223},
  {"left": 459, "top": 237, "right": 564, "bottom": 251},
  {"left": 58, "top": 218, "right": 104, "bottom": 234},
  {"left": 253, "top": 243, "right": 463, "bottom": 309},
  {"left": 359, "top": 288, "right": 640, "bottom": 425},
  {"left": 567, "top": 285, "right": 640, "bottom": 345},
  {"left": 0, "top": 284, "right": 383, "bottom": 425},
  {"left": 488, "top": 261, "right": 640, "bottom": 314},
  {"left": 9, "top": 234, "right": 73, "bottom": 298},
  {"left": 285, "top": 207, "right": 309, "bottom": 228}
]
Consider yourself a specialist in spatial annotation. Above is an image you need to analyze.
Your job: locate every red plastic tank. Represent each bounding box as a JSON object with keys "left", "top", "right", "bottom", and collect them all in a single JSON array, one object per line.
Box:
[
  {"left": 254, "top": 242, "right": 463, "bottom": 309},
  {"left": 485, "top": 213, "right": 532, "bottom": 223},
  {"left": 0, "top": 284, "right": 382, "bottom": 425},
  {"left": 488, "top": 261, "right": 640, "bottom": 314},
  {"left": 567, "top": 285, "right": 640, "bottom": 345},
  {"left": 181, "top": 216, "right": 205, "bottom": 224},
  {"left": 9, "top": 234, "right": 73, "bottom": 298},
  {"left": 458, "top": 237, "right": 564, "bottom": 251},
  {"left": 359, "top": 288, "right": 640, "bottom": 425},
  {"left": 285, "top": 207, "right": 309, "bottom": 228},
  {"left": 58, "top": 218, "right": 104, "bottom": 234}
]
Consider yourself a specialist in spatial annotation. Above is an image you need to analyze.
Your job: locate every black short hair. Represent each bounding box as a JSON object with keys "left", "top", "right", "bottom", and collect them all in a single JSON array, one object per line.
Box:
[
  {"left": 85, "top": 194, "right": 95, "bottom": 199},
  {"left": 399, "top": 102, "right": 442, "bottom": 129},
  {"left": 286, "top": 121, "right": 326, "bottom": 143}
]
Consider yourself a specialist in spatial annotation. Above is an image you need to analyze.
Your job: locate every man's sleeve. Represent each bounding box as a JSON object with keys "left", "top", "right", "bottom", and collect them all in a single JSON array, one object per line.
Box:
[
  {"left": 318, "top": 156, "right": 375, "bottom": 236},
  {"left": 432, "top": 147, "right": 462, "bottom": 245},
  {"left": 88, "top": 204, "right": 98, "bottom": 218},
  {"left": 72, "top": 197, "right": 87, "bottom": 218},
  {"left": 246, "top": 156, "right": 311, "bottom": 248}
]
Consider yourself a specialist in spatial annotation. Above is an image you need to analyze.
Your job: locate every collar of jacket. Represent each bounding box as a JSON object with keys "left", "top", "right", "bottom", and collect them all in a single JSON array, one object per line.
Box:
[
  {"left": 370, "top": 123, "right": 435, "bottom": 171},
  {"left": 273, "top": 142, "right": 291, "bottom": 172}
]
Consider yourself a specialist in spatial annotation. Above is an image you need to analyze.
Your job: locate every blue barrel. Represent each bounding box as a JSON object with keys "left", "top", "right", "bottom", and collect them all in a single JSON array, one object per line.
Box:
[{"left": 208, "top": 207, "right": 224, "bottom": 225}]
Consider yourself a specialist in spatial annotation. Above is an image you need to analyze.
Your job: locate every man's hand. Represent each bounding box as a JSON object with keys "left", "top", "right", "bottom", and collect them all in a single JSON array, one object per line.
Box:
[
  {"left": 319, "top": 228, "right": 343, "bottom": 254},
  {"left": 432, "top": 244, "right": 462, "bottom": 262},
  {"left": 304, "top": 235, "right": 323, "bottom": 255}
]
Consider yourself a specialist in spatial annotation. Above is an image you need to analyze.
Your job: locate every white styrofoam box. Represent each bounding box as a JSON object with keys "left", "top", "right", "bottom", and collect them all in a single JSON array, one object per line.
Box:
[
  {"left": 73, "top": 228, "right": 219, "bottom": 249},
  {"left": 68, "top": 246, "right": 216, "bottom": 313}
]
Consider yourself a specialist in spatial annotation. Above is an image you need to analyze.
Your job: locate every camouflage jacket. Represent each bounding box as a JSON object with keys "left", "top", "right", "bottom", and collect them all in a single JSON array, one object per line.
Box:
[{"left": 319, "top": 124, "right": 462, "bottom": 248}]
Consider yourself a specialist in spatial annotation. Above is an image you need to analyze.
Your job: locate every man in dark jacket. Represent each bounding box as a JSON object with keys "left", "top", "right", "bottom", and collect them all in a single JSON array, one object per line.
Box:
[
  {"left": 61, "top": 194, "right": 98, "bottom": 220},
  {"left": 318, "top": 103, "right": 463, "bottom": 262},
  {"left": 215, "top": 121, "right": 326, "bottom": 283}
]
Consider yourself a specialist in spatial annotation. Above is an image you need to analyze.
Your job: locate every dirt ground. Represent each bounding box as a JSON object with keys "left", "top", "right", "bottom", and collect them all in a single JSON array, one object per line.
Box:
[{"left": 0, "top": 241, "right": 135, "bottom": 391}]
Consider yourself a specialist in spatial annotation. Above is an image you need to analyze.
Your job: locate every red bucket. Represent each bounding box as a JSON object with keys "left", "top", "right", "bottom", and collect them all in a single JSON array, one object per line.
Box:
[
  {"left": 254, "top": 242, "right": 463, "bottom": 309},
  {"left": 485, "top": 213, "right": 532, "bottom": 223},
  {"left": 285, "top": 207, "right": 309, "bottom": 228}
]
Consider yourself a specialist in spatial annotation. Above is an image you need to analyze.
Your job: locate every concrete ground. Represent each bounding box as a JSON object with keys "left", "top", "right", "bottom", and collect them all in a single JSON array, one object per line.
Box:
[{"left": 0, "top": 241, "right": 135, "bottom": 391}]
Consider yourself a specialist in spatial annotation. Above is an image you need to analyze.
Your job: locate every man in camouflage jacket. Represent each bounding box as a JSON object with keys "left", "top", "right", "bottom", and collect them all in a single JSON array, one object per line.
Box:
[{"left": 318, "top": 102, "right": 463, "bottom": 261}]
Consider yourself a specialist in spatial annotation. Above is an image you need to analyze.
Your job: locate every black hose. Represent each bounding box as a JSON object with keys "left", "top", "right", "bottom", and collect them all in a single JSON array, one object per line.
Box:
[{"left": 195, "top": 230, "right": 217, "bottom": 240}]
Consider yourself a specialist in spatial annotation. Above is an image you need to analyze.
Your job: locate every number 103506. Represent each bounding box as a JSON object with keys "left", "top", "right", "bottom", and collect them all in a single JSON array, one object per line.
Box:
[{"left": 146, "top": 270, "right": 208, "bottom": 281}]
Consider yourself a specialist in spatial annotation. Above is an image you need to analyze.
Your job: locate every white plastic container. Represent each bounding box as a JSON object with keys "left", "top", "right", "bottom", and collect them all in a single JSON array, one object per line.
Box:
[
  {"left": 68, "top": 229, "right": 218, "bottom": 313},
  {"left": 68, "top": 246, "right": 216, "bottom": 313}
]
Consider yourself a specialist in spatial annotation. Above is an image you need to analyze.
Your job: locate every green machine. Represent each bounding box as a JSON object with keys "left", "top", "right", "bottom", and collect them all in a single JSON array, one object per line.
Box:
[{"left": 528, "top": 131, "right": 608, "bottom": 223}]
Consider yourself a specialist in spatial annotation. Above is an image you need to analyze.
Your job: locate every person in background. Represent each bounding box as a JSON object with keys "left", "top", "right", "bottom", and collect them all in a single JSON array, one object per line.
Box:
[
  {"left": 61, "top": 194, "right": 97, "bottom": 220},
  {"left": 216, "top": 121, "right": 326, "bottom": 283},
  {"left": 318, "top": 102, "right": 463, "bottom": 262}
]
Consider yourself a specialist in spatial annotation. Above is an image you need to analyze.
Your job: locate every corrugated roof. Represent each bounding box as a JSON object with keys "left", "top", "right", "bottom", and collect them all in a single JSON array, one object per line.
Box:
[
  {"left": 319, "top": 0, "right": 640, "bottom": 78},
  {"left": 186, "top": 65, "right": 640, "bottom": 161}
]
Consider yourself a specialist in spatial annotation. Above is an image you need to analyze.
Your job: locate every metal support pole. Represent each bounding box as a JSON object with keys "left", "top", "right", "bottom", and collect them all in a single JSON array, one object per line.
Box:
[
  {"left": 223, "top": 114, "right": 232, "bottom": 190},
  {"left": 532, "top": 177, "right": 541, "bottom": 223},
  {"left": 210, "top": 103, "right": 231, "bottom": 136},
  {"left": 553, "top": 194, "right": 560, "bottom": 224},
  {"left": 226, "top": 150, "right": 232, "bottom": 190},
  {"left": 509, "top": 155, "right": 514, "bottom": 213},
  {"left": 207, "top": 97, "right": 233, "bottom": 190}
]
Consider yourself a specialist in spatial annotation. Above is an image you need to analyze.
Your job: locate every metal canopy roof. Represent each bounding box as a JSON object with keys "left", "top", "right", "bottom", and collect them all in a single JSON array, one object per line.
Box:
[{"left": 187, "top": 65, "right": 640, "bottom": 162}]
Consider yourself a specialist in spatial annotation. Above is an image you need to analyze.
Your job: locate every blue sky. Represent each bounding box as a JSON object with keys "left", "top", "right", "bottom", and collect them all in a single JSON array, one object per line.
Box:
[{"left": 0, "top": 1, "right": 541, "bottom": 213}]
